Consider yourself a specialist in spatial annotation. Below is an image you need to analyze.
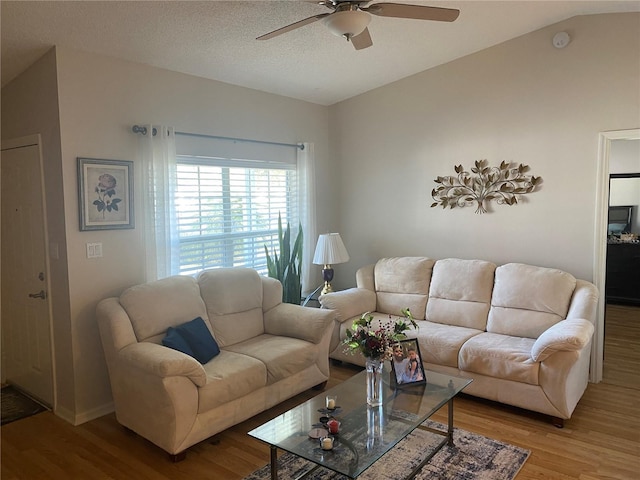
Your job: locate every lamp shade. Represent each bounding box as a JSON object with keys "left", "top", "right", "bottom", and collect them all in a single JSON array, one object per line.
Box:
[
  {"left": 313, "top": 233, "right": 350, "bottom": 265},
  {"left": 323, "top": 10, "right": 371, "bottom": 38}
]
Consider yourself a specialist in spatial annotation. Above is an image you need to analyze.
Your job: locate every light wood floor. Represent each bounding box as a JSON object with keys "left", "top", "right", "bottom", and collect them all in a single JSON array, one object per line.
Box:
[
  {"left": 3, "top": 306, "right": 640, "bottom": 479},
  {"left": 2, "top": 358, "right": 639, "bottom": 480},
  {"left": 603, "top": 304, "right": 640, "bottom": 389}
]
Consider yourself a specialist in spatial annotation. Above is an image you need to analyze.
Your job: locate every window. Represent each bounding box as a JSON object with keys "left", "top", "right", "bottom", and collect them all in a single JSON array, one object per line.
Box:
[{"left": 175, "top": 155, "right": 298, "bottom": 276}]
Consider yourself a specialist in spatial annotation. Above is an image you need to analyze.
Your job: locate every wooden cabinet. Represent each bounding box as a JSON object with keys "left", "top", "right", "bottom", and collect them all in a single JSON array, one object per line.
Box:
[{"left": 606, "top": 242, "right": 640, "bottom": 305}]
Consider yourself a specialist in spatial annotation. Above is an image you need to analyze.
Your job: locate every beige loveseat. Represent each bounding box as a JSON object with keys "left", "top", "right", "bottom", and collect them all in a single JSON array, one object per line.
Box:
[
  {"left": 97, "top": 267, "right": 335, "bottom": 459},
  {"left": 319, "top": 257, "right": 598, "bottom": 426}
]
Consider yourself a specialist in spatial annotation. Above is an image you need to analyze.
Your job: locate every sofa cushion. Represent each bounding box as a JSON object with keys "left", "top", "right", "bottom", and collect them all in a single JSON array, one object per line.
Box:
[
  {"left": 225, "top": 334, "right": 318, "bottom": 384},
  {"left": 162, "top": 317, "right": 220, "bottom": 364},
  {"left": 120, "top": 276, "right": 208, "bottom": 342},
  {"left": 417, "top": 321, "right": 483, "bottom": 368},
  {"left": 459, "top": 332, "right": 539, "bottom": 385},
  {"left": 198, "top": 350, "right": 267, "bottom": 412},
  {"left": 374, "top": 257, "right": 435, "bottom": 319},
  {"left": 427, "top": 258, "right": 496, "bottom": 330},
  {"left": 487, "top": 263, "right": 577, "bottom": 339},
  {"left": 162, "top": 327, "right": 194, "bottom": 358},
  {"left": 198, "top": 268, "right": 265, "bottom": 347}
]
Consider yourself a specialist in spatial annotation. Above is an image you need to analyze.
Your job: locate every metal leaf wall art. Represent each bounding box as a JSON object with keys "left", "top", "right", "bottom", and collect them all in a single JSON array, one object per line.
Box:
[{"left": 431, "top": 160, "right": 542, "bottom": 214}]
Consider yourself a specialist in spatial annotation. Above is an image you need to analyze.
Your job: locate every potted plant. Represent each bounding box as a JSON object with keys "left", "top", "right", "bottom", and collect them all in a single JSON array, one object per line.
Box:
[{"left": 264, "top": 213, "right": 303, "bottom": 305}]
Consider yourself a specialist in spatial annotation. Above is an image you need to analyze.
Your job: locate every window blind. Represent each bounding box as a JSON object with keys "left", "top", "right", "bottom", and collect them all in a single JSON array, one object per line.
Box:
[{"left": 175, "top": 150, "right": 298, "bottom": 276}]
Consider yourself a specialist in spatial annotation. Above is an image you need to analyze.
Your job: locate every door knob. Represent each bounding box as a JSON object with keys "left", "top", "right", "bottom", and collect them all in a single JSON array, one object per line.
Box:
[{"left": 28, "top": 290, "right": 47, "bottom": 300}]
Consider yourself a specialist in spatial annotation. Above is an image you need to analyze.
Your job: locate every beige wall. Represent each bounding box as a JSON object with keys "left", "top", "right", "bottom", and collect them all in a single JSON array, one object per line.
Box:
[
  {"left": 328, "top": 13, "right": 640, "bottom": 288},
  {"left": 3, "top": 48, "right": 333, "bottom": 423},
  {"left": 54, "top": 49, "right": 333, "bottom": 421},
  {"left": 2, "top": 12, "right": 638, "bottom": 424},
  {"left": 1, "top": 48, "right": 76, "bottom": 417},
  {"left": 610, "top": 139, "right": 640, "bottom": 173}
]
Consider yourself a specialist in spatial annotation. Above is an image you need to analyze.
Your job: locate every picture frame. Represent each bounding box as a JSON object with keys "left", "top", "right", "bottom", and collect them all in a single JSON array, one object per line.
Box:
[
  {"left": 390, "top": 339, "right": 427, "bottom": 388},
  {"left": 78, "top": 157, "right": 134, "bottom": 231}
]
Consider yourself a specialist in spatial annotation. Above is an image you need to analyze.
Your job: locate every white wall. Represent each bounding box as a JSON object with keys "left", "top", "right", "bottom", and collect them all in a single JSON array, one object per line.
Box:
[
  {"left": 4, "top": 48, "right": 333, "bottom": 423},
  {"left": 329, "top": 13, "right": 640, "bottom": 288},
  {"left": 3, "top": 11, "right": 638, "bottom": 423},
  {"left": 1, "top": 48, "right": 76, "bottom": 415},
  {"left": 609, "top": 139, "right": 640, "bottom": 234},
  {"left": 610, "top": 138, "right": 640, "bottom": 173},
  {"left": 610, "top": 178, "right": 640, "bottom": 207}
]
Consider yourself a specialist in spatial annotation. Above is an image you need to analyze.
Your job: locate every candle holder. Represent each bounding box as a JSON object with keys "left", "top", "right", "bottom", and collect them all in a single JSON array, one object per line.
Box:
[
  {"left": 326, "top": 395, "right": 337, "bottom": 410},
  {"left": 327, "top": 418, "right": 341, "bottom": 434},
  {"left": 320, "top": 435, "right": 334, "bottom": 450}
]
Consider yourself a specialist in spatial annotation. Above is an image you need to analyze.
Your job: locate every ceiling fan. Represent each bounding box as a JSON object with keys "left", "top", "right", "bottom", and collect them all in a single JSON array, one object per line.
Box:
[{"left": 257, "top": 1, "right": 460, "bottom": 50}]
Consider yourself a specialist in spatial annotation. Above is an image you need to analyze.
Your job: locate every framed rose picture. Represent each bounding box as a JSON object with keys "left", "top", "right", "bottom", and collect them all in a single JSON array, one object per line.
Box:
[
  {"left": 78, "top": 158, "right": 134, "bottom": 231},
  {"left": 390, "top": 339, "right": 426, "bottom": 388}
]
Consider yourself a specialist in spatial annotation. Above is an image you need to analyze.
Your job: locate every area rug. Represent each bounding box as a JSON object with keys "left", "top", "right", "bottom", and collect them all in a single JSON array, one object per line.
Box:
[
  {"left": 1, "top": 385, "right": 47, "bottom": 426},
  {"left": 244, "top": 421, "right": 530, "bottom": 480}
]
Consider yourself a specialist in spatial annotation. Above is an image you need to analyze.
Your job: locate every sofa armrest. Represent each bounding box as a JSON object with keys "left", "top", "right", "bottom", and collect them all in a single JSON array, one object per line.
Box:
[
  {"left": 566, "top": 279, "right": 599, "bottom": 323},
  {"left": 319, "top": 288, "right": 377, "bottom": 322},
  {"left": 97, "top": 297, "right": 138, "bottom": 352},
  {"left": 118, "top": 342, "right": 207, "bottom": 387},
  {"left": 264, "top": 303, "right": 335, "bottom": 344},
  {"left": 531, "top": 318, "right": 594, "bottom": 362}
]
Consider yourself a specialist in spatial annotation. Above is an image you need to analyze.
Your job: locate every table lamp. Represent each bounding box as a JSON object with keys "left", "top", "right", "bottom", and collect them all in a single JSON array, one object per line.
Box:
[{"left": 313, "top": 233, "right": 350, "bottom": 295}]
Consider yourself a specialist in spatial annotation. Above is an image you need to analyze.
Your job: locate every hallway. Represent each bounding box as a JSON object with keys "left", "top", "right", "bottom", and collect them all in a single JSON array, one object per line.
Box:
[{"left": 603, "top": 304, "right": 640, "bottom": 390}]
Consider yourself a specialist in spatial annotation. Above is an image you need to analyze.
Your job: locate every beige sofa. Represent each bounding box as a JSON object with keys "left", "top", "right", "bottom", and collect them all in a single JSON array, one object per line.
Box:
[
  {"left": 97, "top": 267, "right": 335, "bottom": 459},
  {"left": 319, "top": 257, "right": 598, "bottom": 426}
]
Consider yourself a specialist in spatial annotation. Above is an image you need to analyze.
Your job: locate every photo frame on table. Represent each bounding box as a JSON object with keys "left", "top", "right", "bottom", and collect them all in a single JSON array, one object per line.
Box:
[
  {"left": 78, "top": 157, "right": 134, "bottom": 231},
  {"left": 390, "top": 339, "right": 426, "bottom": 388}
]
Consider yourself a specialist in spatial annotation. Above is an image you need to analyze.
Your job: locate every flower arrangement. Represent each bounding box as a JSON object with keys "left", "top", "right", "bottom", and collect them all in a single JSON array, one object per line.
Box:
[{"left": 343, "top": 308, "right": 418, "bottom": 361}]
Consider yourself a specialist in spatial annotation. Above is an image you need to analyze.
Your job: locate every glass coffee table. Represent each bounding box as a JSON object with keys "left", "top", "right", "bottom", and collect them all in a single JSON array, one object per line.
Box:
[{"left": 248, "top": 367, "right": 472, "bottom": 479}]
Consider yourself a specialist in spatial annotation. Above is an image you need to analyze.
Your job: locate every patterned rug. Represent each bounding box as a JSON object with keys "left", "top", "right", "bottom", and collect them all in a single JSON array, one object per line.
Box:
[
  {"left": 244, "top": 421, "right": 530, "bottom": 480},
  {"left": 1, "top": 385, "right": 48, "bottom": 426}
]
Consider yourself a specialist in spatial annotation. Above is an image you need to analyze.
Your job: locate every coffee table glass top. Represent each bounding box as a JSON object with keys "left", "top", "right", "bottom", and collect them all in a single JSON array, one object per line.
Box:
[{"left": 248, "top": 367, "right": 472, "bottom": 479}]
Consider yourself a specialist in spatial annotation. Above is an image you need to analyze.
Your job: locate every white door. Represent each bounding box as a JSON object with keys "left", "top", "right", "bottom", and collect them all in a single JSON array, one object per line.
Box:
[{"left": 1, "top": 136, "right": 53, "bottom": 406}]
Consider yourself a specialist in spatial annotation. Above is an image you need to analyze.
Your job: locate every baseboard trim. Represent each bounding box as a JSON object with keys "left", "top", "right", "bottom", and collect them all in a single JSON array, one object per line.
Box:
[{"left": 54, "top": 402, "right": 115, "bottom": 426}]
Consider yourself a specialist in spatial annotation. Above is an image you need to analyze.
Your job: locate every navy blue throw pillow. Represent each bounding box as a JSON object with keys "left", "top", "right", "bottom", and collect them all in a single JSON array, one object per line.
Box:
[
  {"left": 162, "top": 327, "right": 195, "bottom": 357},
  {"left": 170, "top": 317, "right": 220, "bottom": 364}
]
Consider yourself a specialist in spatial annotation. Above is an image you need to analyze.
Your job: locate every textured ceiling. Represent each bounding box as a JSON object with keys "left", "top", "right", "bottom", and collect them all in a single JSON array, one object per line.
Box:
[{"left": 2, "top": 0, "right": 639, "bottom": 105}]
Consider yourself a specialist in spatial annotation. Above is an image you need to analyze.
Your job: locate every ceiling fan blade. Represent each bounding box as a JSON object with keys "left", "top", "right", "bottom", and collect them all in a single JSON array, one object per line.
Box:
[
  {"left": 257, "top": 13, "right": 331, "bottom": 40},
  {"left": 363, "top": 3, "right": 460, "bottom": 22},
  {"left": 351, "top": 27, "right": 373, "bottom": 50}
]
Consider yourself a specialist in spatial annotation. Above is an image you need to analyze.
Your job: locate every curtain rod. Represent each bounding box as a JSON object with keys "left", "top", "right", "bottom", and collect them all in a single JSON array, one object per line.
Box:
[{"left": 131, "top": 125, "right": 303, "bottom": 150}]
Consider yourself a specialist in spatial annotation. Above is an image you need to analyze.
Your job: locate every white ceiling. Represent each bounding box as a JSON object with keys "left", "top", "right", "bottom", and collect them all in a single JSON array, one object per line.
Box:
[{"left": 2, "top": 0, "right": 639, "bottom": 105}]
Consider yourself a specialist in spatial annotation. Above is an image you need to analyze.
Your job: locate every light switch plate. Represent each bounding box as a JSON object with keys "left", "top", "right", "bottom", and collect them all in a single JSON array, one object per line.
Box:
[{"left": 87, "top": 242, "right": 103, "bottom": 258}]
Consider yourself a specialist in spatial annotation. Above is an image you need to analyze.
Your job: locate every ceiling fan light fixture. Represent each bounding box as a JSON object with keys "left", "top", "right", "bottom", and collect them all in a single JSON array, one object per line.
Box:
[{"left": 323, "top": 10, "right": 371, "bottom": 38}]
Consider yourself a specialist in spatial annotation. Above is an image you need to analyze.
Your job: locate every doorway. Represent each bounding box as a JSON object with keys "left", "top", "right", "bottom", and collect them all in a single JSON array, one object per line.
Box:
[
  {"left": 603, "top": 145, "right": 640, "bottom": 389},
  {"left": 593, "top": 129, "right": 640, "bottom": 384},
  {"left": 1, "top": 135, "right": 54, "bottom": 406}
]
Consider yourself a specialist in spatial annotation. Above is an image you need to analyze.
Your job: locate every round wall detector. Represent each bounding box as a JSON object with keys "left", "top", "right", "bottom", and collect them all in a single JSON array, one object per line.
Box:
[{"left": 552, "top": 31, "right": 571, "bottom": 49}]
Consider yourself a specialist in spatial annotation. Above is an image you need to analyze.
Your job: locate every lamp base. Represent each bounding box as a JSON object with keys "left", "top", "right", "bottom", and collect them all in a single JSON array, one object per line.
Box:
[
  {"left": 321, "top": 282, "right": 334, "bottom": 295},
  {"left": 320, "top": 265, "right": 334, "bottom": 296}
]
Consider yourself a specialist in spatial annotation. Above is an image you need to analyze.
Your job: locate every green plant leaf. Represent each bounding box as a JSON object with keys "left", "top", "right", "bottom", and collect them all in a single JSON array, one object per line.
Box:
[{"left": 264, "top": 212, "right": 303, "bottom": 305}]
